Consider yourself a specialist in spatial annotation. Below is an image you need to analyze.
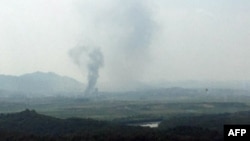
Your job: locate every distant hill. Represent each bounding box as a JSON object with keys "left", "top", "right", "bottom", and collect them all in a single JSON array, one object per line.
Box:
[
  {"left": 153, "top": 80, "right": 250, "bottom": 91},
  {"left": 0, "top": 72, "right": 85, "bottom": 97},
  {"left": 104, "top": 87, "right": 250, "bottom": 102}
]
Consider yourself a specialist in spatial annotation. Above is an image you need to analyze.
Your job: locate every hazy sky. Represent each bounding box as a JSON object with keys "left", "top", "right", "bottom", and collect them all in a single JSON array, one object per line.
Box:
[{"left": 1, "top": 0, "right": 250, "bottom": 91}]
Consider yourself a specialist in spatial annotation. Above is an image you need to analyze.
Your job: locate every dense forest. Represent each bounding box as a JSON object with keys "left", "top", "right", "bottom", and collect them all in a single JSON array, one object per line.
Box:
[{"left": 4, "top": 109, "right": 250, "bottom": 141}]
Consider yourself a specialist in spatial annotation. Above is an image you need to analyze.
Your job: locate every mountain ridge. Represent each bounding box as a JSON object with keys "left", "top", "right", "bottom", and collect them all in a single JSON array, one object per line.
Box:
[{"left": 0, "top": 72, "right": 85, "bottom": 97}]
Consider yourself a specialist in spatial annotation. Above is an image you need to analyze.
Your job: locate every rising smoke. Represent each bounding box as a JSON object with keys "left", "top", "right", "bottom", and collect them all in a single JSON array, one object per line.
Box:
[
  {"left": 104, "top": 0, "right": 156, "bottom": 90},
  {"left": 69, "top": 46, "right": 104, "bottom": 96},
  {"left": 70, "top": 0, "right": 156, "bottom": 91},
  {"left": 121, "top": 0, "right": 154, "bottom": 51},
  {"left": 85, "top": 48, "right": 104, "bottom": 95}
]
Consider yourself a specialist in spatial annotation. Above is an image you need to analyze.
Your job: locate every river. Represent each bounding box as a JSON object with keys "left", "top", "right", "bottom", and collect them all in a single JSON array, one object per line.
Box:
[{"left": 128, "top": 121, "right": 161, "bottom": 128}]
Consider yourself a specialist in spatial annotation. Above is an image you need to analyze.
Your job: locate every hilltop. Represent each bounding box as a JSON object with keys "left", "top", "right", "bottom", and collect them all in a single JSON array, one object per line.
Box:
[{"left": 0, "top": 72, "right": 85, "bottom": 97}]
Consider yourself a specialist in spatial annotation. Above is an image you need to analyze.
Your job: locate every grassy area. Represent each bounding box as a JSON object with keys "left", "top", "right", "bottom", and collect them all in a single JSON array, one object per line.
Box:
[{"left": 1, "top": 98, "right": 249, "bottom": 121}]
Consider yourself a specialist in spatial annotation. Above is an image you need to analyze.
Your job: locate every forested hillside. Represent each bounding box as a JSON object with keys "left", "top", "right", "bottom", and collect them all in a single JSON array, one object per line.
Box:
[{"left": 2, "top": 109, "right": 245, "bottom": 141}]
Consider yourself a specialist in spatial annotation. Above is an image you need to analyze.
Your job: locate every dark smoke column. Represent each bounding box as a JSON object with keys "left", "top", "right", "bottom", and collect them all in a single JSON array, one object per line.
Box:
[
  {"left": 68, "top": 46, "right": 104, "bottom": 96},
  {"left": 84, "top": 48, "right": 104, "bottom": 96}
]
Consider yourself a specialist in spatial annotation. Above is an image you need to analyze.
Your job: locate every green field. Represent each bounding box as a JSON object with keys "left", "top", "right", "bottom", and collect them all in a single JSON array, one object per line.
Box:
[{"left": 1, "top": 97, "right": 250, "bottom": 122}]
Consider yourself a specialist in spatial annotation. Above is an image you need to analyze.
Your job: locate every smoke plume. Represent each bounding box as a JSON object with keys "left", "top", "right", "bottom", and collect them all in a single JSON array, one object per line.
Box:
[
  {"left": 69, "top": 46, "right": 104, "bottom": 96},
  {"left": 104, "top": 0, "right": 156, "bottom": 90},
  {"left": 70, "top": 0, "right": 156, "bottom": 91}
]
